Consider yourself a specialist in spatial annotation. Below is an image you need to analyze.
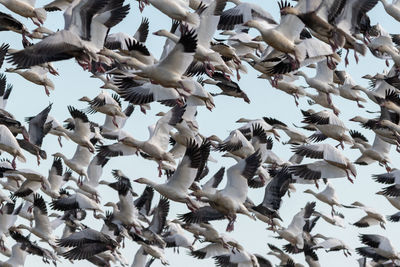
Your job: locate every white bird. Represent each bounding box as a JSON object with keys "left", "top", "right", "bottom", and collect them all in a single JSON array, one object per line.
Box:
[
  {"left": 277, "top": 202, "right": 315, "bottom": 250},
  {"left": 0, "top": 125, "right": 26, "bottom": 169},
  {"left": 134, "top": 140, "right": 207, "bottom": 210},
  {"left": 0, "top": 0, "right": 47, "bottom": 26},
  {"left": 290, "top": 143, "right": 357, "bottom": 183},
  {"left": 192, "top": 151, "right": 261, "bottom": 231},
  {"left": 8, "top": 0, "right": 130, "bottom": 69}
]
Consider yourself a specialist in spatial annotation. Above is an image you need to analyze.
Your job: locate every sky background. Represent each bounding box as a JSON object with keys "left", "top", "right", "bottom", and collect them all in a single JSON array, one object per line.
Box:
[{"left": 0, "top": 1, "right": 399, "bottom": 266}]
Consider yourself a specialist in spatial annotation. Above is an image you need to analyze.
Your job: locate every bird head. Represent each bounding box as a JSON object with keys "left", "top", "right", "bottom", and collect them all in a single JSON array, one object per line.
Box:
[{"left": 133, "top": 178, "right": 148, "bottom": 184}]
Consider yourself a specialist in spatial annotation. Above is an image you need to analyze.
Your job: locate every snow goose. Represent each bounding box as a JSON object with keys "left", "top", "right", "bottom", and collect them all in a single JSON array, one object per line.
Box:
[
  {"left": 56, "top": 106, "right": 96, "bottom": 153},
  {"left": 202, "top": 73, "right": 250, "bottom": 103},
  {"left": 105, "top": 17, "right": 149, "bottom": 50},
  {"left": 121, "top": 105, "right": 185, "bottom": 175},
  {"left": 354, "top": 135, "right": 392, "bottom": 171},
  {"left": 193, "top": 167, "right": 225, "bottom": 196},
  {"left": 217, "top": 0, "right": 277, "bottom": 30},
  {"left": 0, "top": 73, "right": 12, "bottom": 110},
  {"left": 305, "top": 90, "right": 341, "bottom": 116},
  {"left": 350, "top": 115, "right": 396, "bottom": 145},
  {"left": 56, "top": 227, "right": 118, "bottom": 260},
  {"left": 132, "top": 234, "right": 169, "bottom": 265},
  {"left": 214, "top": 129, "right": 254, "bottom": 159},
  {"left": 12, "top": 175, "right": 41, "bottom": 199},
  {"left": 0, "top": 187, "right": 13, "bottom": 206},
  {"left": 50, "top": 190, "right": 103, "bottom": 215},
  {"left": 374, "top": 169, "right": 400, "bottom": 197},
  {"left": 105, "top": 184, "right": 142, "bottom": 233},
  {"left": 220, "top": 29, "right": 265, "bottom": 57},
  {"left": 0, "top": 12, "right": 29, "bottom": 40},
  {"left": 44, "top": 115, "right": 70, "bottom": 147},
  {"left": 301, "top": 109, "right": 353, "bottom": 149},
  {"left": 289, "top": 143, "right": 357, "bottom": 183},
  {"left": 248, "top": 166, "right": 290, "bottom": 228},
  {"left": 327, "top": 0, "right": 374, "bottom": 62},
  {"left": 15, "top": 194, "right": 57, "bottom": 247},
  {"left": 295, "top": 61, "right": 339, "bottom": 104},
  {"left": 0, "top": 0, "right": 47, "bottom": 26},
  {"left": 23, "top": 102, "right": 52, "bottom": 155},
  {"left": 312, "top": 234, "right": 352, "bottom": 257},
  {"left": 140, "top": 0, "right": 199, "bottom": 26},
  {"left": 349, "top": 130, "right": 371, "bottom": 151},
  {"left": 243, "top": 10, "right": 306, "bottom": 64},
  {"left": 0, "top": 125, "right": 26, "bottom": 168},
  {"left": 79, "top": 91, "right": 125, "bottom": 127},
  {"left": 43, "top": 157, "right": 66, "bottom": 198},
  {"left": 264, "top": 117, "right": 308, "bottom": 145},
  {"left": 122, "top": 38, "right": 157, "bottom": 66},
  {"left": 134, "top": 140, "right": 206, "bottom": 210},
  {"left": 236, "top": 117, "right": 281, "bottom": 140},
  {"left": 346, "top": 201, "right": 387, "bottom": 229},
  {"left": 132, "top": 28, "right": 197, "bottom": 92},
  {"left": 374, "top": 45, "right": 400, "bottom": 68},
  {"left": 185, "top": 1, "right": 236, "bottom": 78},
  {"left": 380, "top": 0, "right": 400, "bottom": 22},
  {"left": 9, "top": 229, "right": 59, "bottom": 265},
  {"left": 335, "top": 70, "right": 367, "bottom": 108},
  {"left": 213, "top": 249, "right": 264, "bottom": 267},
  {"left": 267, "top": 243, "right": 297, "bottom": 266},
  {"left": 265, "top": 77, "right": 306, "bottom": 107},
  {"left": 357, "top": 234, "right": 400, "bottom": 261},
  {"left": 83, "top": 155, "right": 109, "bottom": 189},
  {"left": 280, "top": 2, "right": 357, "bottom": 53},
  {"left": 64, "top": 172, "right": 100, "bottom": 201},
  {"left": 0, "top": 240, "right": 28, "bottom": 267},
  {"left": 163, "top": 220, "right": 194, "bottom": 252},
  {"left": 192, "top": 151, "right": 261, "bottom": 231},
  {"left": 8, "top": 0, "right": 130, "bottom": 69},
  {"left": 52, "top": 143, "right": 92, "bottom": 182},
  {"left": 139, "top": 196, "right": 169, "bottom": 248},
  {"left": 314, "top": 210, "right": 346, "bottom": 228},
  {"left": 377, "top": 192, "right": 400, "bottom": 212},
  {"left": 189, "top": 242, "right": 230, "bottom": 260},
  {"left": 116, "top": 77, "right": 183, "bottom": 108},
  {"left": 99, "top": 169, "right": 136, "bottom": 196},
  {"left": 276, "top": 202, "right": 315, "bottom": 251},
  {"left": 0, "top": 200, "right": 21, "bottom": 248},
  {"left": 5, "top": 66, "right": 55, "bottom": 96},
  {"left": 353, "top": 215, "right": 387, "bottom": 229},
  {"left": 304, "top": 182, "right": 342, "bottom": 214}
]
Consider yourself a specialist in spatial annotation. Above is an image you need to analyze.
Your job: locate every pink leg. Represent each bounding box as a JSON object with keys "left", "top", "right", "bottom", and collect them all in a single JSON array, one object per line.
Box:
[
  {"left": 44, "top": 86, "right": 50, "bottom": 96},
  {"left": 12, "top": 156, "right": 16, "bottom": 169},
  {"left": 112, "top": 116, "right": 119, "bottom": 128}
]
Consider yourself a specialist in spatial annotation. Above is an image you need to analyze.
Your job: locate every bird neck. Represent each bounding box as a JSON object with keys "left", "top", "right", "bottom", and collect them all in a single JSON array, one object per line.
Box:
[
  {"left": 141, "top": 178, "right": 158, "bottom": 188},
  {"left": 161, "top": 31, "right": 180, "bottom": 43}
]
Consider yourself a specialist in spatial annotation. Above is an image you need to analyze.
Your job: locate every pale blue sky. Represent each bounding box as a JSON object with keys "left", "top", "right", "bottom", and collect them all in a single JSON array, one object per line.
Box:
[{"left": 0, "top": 1, "right": 399, "bottom": 266}]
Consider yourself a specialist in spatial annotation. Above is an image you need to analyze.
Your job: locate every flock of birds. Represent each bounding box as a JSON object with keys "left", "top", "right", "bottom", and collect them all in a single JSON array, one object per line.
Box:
[{"left": 1, "top": 0, "right": 400, "bottom": 266}]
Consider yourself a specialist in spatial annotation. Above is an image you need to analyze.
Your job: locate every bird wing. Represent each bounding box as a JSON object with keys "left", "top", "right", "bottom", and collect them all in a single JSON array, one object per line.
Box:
[
  {"left": 222, "top": 151, "right": 261, "bottom": 202},
  {"left": 8, "top": 30, "right": 83, "bottom": 68},
  {"left": 166, "top": 140, "right": 202, "bottom": 191},
  {"left": 149, "top": 197, "right": 169, "bottom": 234},
  {"left": 148, "top": 105, "right": 185, "bottom": 150},
  {"left": 157, "top": 28, "right": 197, "bottom": 76},
  {"left": 26, "top": 103, "right": 52, "bottom": 147},
  {"left": 134, "top": 17, "right": 150, "bottom": 43},
  {"left": 197, "top": 0, "right": 227, "bottom": 47}
]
